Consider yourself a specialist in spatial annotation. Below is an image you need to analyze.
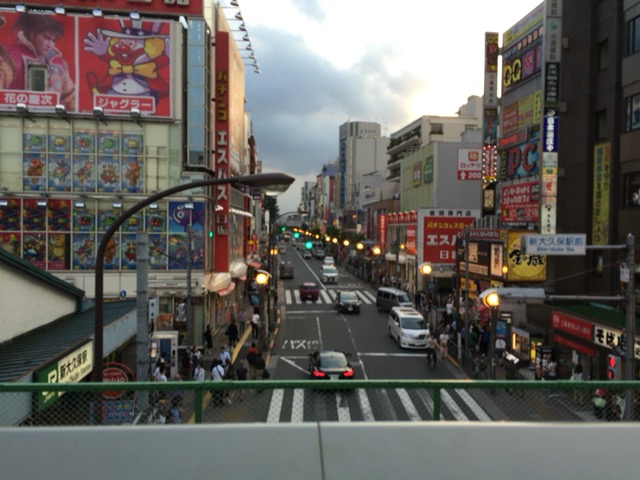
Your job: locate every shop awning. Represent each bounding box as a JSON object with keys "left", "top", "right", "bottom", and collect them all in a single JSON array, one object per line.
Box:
[
  {"left": 229, "top": 260, "right": 248, "bottom": 279},
  {"left": 205, "top": 272, "right": 232, "bottom": 292}
]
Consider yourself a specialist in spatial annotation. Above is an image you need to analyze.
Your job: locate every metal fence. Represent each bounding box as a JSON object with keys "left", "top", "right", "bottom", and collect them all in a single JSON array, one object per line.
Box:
[{"left": 1, "top": 380, "right": 639, "bottom": 426}]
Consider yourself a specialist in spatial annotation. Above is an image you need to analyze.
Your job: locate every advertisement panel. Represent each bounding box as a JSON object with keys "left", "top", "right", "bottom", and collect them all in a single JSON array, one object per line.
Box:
[
  {"left": 0, "top": 12, "right": 174, "bottom": 117},
  {"left": 506, "top": 231, "right": 546, "bottom": 282},
  {"left": 214, "top": 31, "right": 230, "bottom": 273},
  {"left": 419, "top": 209, "right": 478, "bottom": 265},
  {"left": 591, "top": 143, "right": 611, "bottom": 245},
  {"left": 0, "top": 0, "right": 203, "bottom": 17},
  {"left": 500, "top": 180, "right": 539, "bottom": 227},
  {"left": 457, "top": 148, "right": 482, "bottom": 181},
  {"left": 500, "top": 139, "right": 540, "bottom": 180}
]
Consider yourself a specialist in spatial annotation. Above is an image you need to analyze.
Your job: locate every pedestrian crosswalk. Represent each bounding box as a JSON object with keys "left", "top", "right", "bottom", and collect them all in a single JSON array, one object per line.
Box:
[
  {"left": 264, "top": 386, "right": 492, "bottom": 423},
  {"left": 284, "top": 288, "right": 377, "bottom": 305}
]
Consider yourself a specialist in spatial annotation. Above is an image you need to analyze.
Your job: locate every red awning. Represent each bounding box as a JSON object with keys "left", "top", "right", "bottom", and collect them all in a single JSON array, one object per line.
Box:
[{"left": 248, "top": 260, "right": 261, "bottom": 269}]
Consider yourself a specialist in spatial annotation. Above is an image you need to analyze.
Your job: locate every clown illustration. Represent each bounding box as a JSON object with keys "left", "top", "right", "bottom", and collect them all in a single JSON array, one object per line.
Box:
[{"left": 83, "top": 19, "right": 170, "bottom": 106}]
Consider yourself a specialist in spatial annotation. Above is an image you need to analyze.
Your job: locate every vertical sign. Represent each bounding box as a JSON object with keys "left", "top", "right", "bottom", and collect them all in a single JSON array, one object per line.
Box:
[
  {"left": 214, "top": 31, "right": 230, "bottom": 273},
  {"left": 592, "top": 143, "right": 611, "bottom": 245},
  {"left": 482, "top": 33, "right": 499, "bottom": 186}
]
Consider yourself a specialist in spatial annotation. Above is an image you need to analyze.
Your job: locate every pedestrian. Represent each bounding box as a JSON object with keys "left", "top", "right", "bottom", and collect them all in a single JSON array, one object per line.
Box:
[
  {"left": 251, "top": 310, "right": 260, "bottom": 339},
  {"left": 203, "top": 325, "right": 213, "bottom": 355},
  {"left": 571, "top": 364, "right": 584, "bottom": 404},
  {"left": 495, "top": 337, "right": 507, "bottom": 366},
  {"left": 246, "top": 342, "right": 258, "bottom": 379},
  {"left": 167, "top": 396, "right": 181, "bottom": 424},
  {"left": 153, "top": 353, "right": 167, "bottom": 381},
  {"left": 238, "top": 307, "right": 248, "bottom": 334},
  {"left": 193, "top": 361, "right": 205, "bottom": 381},
  {"left": 211, "top": 359, "right": 226, "bottom": 406},
  {"left": 225, "top": 320, "right": 239, "bottom": 348},
  {"left": 235, "top": 360, "right": 248, "bottom": 400},
  {"left": 254, "top": 351, "right": 266, "bottom": 380},
  {"left": 438, "top": 330, "right": 449, "bottom": 360},
  {"left": 218, "top": 345, "right": 231, "bottom": 366}
]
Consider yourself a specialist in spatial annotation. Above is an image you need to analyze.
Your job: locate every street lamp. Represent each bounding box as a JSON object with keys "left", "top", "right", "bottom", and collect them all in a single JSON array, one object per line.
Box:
[
  {"left": 93, "top": 172, "right": 294, "bottom": 381},
  {"left": 416, "top": 262, "right": 432, "bottom": 309},
  {"left": 479, "top": 288, "right": 501, "bottom": 379}
]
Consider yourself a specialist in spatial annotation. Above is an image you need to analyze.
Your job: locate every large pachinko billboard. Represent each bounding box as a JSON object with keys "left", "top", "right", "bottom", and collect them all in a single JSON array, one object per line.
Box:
[
  {"left": 417, "top": 209, "right": 479, "bottom": 265},
  {"left": 0, "top": 11, "right": 174, "bottom": 117}
]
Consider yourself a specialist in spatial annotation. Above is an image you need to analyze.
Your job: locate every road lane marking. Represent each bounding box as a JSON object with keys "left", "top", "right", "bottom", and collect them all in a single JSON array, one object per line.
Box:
[
  {"left": 267, "top": 389, "right": 285, "bottom": 423},
  {"left": 337, "top": 392, "right": 351, "bottom": 422},
  {"left": 291, "top": 389, "right": 304, "bottom": 423},
  {"left": 358, "top": 388, "right": 375, "bottom": 421},
  {"left": 455, "top": 388, "right": 492, "bottom": 422},
  {"left": 441, "top": 389, "right": 468, "bottom": 421},
  {"left": 396, "top": 388, "right": 422, "bottom": 421}
]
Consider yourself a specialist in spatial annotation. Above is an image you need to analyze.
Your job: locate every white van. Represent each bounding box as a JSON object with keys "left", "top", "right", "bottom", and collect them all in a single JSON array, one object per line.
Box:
[
  {"left": 387, "top": 307, "right": 430, "bottom": 349},
  {"left": 376, "top": 287, "right": 412, "bottom": 312}
]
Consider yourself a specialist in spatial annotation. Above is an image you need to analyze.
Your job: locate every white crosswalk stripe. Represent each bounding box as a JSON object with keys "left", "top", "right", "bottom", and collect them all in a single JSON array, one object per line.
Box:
[
  {"left": 265, "top": 387, "right": 491, "bottom": 423},
  {"left": 284, "top": 288, "right": 376, "bottom": 305}
]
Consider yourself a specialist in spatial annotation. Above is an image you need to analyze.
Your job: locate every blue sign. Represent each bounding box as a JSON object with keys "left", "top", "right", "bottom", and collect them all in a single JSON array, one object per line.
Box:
[{"left": 543, "top": 114, "right": 558, "bottom": 152}]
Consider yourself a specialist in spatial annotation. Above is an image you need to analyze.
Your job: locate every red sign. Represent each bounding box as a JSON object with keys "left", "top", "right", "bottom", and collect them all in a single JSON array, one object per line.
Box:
[
  {"left": 551, "top": 311, "right": 592, "bottom": 341},
  {"left": 378, "top": 213, "right": 386, "bottom": 247},
  {"left": 500, "top": 181, "right": 539, "bottom": 225},
  {"left": 102, "top": 363, "right": 131, "bottom": 399},
  {"left": 405, "top": 225, "right": 416, "bottom": 255},
  {"left": 554, "top": 335, "right": 595, "bottom": 356},
  {"left": 422, "top": 215, "right": 475, "bottom": 264},
  {"left": 0, "top": 1, "right": 203, "bottom": 17},
  {"left": 214, "top": 31, "right": 230, "bottom": 274}
]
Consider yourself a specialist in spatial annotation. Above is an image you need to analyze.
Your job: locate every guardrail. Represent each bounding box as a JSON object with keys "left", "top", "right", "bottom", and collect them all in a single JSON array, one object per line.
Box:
[{"left": 1, "top": 380, "right": 638, "bottom": 426}]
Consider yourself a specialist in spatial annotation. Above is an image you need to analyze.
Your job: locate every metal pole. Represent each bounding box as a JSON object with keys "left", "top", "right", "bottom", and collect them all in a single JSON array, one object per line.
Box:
[
  {"left": 489, "top": 306, "right": 497, "bottom": 379},
  {"left": 135, "top": 233, "right": 150, "bottom": 410},
  {"left": 464, "top": 227, "right": 471, "bottom": 355},
  {"left": 624, "top": 234, "right": 636, "bottom": 420},
  {"left": 186, "top": 223, "right": 193, "bottom": 345}
]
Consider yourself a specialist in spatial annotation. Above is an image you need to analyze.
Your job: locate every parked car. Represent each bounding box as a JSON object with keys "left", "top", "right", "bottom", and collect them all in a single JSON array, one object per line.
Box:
[
  {"left": 335, "top": 290, "right": 361, "bottom": 314},
  {"left": 279, "top": 245, "right": 287, "bottom": 255},
  {"left": 387, "top": 307, "right": 430, "bottom": 349},
  {"left": 302, "top": 250, "right": 312, "bottom": 259},
  {"left": 323, "top": 256, "right": 335, "bottom": 266},
  {"left": 308, "top": 350, "right": 354, "bottom": 380},
  {"left": 321, "top": 265, "right": 338, "bottom": 284},
  {"left": 279, "top": 261, "right": 294, "bottom": 279},
  {"left": 315, "top": 249, "right": 325, "bottom": 259},
  {"left": 299, "top": 282, "right": 320, "bottom": 301}
]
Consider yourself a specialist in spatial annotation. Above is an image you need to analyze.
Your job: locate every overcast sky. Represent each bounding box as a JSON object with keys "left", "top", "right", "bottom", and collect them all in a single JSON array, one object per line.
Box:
[{"left": 230, "top": 0, "right": 543, "bottom": 214}]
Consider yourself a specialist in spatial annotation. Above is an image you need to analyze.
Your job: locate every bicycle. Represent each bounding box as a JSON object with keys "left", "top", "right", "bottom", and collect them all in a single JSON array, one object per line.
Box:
[{"left": 426, "top": 348, "right": 437, "bottom": 371}]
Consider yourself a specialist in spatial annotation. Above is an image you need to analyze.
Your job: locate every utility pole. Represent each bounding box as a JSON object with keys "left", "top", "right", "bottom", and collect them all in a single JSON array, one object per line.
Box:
[
  {"left": 624, "top": 234, "right": 636, "bottom": 420},
  {"left": 135, "top": 233, "right": 150, "bottom": 409}
]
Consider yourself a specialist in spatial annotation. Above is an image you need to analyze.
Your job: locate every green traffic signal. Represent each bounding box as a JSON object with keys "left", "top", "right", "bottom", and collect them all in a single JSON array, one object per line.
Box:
[
  {"left": 293, "top": 232, "right": 300, "bottom": 238},
  {"left": 281, "top": 226, "right": 286, "bottom": 231},
  {"left": 305, "top": 241, "right": 313, "bottom": 249}
]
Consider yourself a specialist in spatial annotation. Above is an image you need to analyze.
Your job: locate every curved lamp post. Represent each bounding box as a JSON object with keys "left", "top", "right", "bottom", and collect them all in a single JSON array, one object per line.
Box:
[{"left": 93, "top": 172, "right": 294, "bottom": 382}]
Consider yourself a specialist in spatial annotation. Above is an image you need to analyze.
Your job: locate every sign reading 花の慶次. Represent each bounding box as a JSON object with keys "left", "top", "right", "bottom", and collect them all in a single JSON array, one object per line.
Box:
[{"left": 522, "top": 234, "right": 587, "bottom": 255}]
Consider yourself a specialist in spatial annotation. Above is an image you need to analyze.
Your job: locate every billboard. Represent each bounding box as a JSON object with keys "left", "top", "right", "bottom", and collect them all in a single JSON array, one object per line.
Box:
[
  {"left": 0, "top": 0, "right": 203, "bottom": 17},
  {"left": 500, "top": 180, "right": 540, "bottom": 228},
  {"left": 0, "top": 12, "right": 174, "bottom": 117},
  {"left": 418, "top": 209, "right": 479, "bottom": 265}
]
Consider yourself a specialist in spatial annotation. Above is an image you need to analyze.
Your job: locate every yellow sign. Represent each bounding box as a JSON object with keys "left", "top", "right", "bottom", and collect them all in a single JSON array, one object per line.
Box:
[
  {"left": 506, "top": 231, "right": 547, "bottom": 282},
  {"left": 591, "top": 143, "right": 611, "bottom": 245}
]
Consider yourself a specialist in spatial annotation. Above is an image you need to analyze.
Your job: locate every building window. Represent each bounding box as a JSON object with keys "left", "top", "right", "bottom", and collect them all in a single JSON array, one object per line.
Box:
[
  {"left": 430, "top": 123, "right": 443, "bottom": 135},
  {"left": 625, "top": 93, "right": 640, "bottom": 132},
  {"left": 628, "top": 15, "right": 640, "bottom": 55},
  {"left": 624, "top": 172, "right": 640, "bottom": 208},
  {"left": 596, "top": 109, "right": 607, "bottom": 139},
  {"left": 598, "top": 40, "right": 608, "bottom": 70}
]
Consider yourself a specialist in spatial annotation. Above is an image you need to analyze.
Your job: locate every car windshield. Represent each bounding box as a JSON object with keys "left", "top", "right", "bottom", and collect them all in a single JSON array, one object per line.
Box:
[
  {"left": 397, "top": 293, "right": 411, "bottom": 303},
  {"left": 323, "top": 266, "right": 337, "bottom": 274},
  {"left": 319, "top": 352, "right": 348, "bottom": 368},
  {"left": 302, "top": 283, "right": 317, "bottom": 290},
  {"left": 340, "top": 292, "right": 357, "bottom": 301},
  {"left": 401, "top": 317, "right": 428, "bottom": 330}
]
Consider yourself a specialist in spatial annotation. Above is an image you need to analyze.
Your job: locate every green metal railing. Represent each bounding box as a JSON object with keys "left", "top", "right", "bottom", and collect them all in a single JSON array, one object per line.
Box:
[{"left": 1, "top": 380, "right": 638, "bottom": 426}]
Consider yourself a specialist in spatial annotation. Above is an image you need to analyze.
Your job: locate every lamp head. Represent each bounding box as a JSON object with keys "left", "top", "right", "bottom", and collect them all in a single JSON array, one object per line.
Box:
[
  {"left": 255, "top": 269, "right": 271, "bottom": 285},
  {"left": 418, "top": 262, "right": 432, "bottom": 275},
  {"left": 479, "top": 288, "right": 500, "bottom": 307}
]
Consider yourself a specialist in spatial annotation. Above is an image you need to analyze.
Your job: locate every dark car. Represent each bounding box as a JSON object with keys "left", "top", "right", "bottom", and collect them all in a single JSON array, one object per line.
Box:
[
  {"left": 279, "top": 261, "right": 294, "bottom": 279},
  {"left": 308, "top": 350, "right": 354, "bottom": 380},
  {"left": 335, "top": 290, "right": 361, "bottom": 314},
  {"left": 299, "top": 282, "right": 320, "bottom": 301}
]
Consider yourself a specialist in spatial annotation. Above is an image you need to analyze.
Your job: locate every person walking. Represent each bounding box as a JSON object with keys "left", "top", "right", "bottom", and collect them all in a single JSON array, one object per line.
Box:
[
  {"left": 246, "top": 342, "right": 258, "bottom": 379},
  {"left": 218, "top": 345, "right": 231, "bottom": 366},
  {"left": 203, "top": 325, "right": 213, "bottom": 355},
  {"left": 193, "top": 361, "right": 205, "bottom": 381},
  {"left": 438, "top": 330, "right": 449, "bottom": 361},
  {"left": 571, "top": 364, "right": 584, "bottom": 404},
  {"left": 235, "top": 360, "right": 248, "bottom": 400},
  {"left": 225, "top": 320, "right": 239, "bottom": 348},
  {"left": 210, "top": 359, "right": 226, "bottom": 406},
  {"left": 253, "top": 351, "right": 266, "bottom": 380},
  {"left": 238, "top": 308, "right": 248, "bottom": 334},
  {"left": 251, "top": 310, "right": 260, "bottom": 339}
]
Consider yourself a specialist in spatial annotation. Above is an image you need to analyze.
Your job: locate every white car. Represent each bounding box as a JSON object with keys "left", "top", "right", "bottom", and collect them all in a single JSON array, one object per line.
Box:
[
  {"left": 321, "top": 265, "right": 338, "bottom": 283},
  {"left": 323, "top": 256, "right": 335, "bottom": 266},
  {"left": 387, "top": 307, "right": 430, "bottom": 349}
]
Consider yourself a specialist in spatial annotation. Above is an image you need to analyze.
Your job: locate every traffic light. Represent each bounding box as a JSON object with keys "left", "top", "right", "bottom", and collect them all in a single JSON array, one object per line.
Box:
[
  {"left": 607, "top": 354, "right": 621, "bottom": 380},
  {"left": 293, "top": 232, "right": 300, "bottom": 239},
  {"left": 305, "top": 241, "right": 313, "bottom": 249},
  {"left": 281, "top": 226, "right": 286, "bottom": 231}
]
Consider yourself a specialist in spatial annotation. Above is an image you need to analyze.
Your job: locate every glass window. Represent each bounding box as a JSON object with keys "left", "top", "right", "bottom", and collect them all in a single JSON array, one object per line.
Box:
[
  {"left": 626, "top": 93, "right": 640, "bottom": 132},
  {"left": 430, "top": 123, "right": 443, "bottom": 135},
  {"left": 596, "top": 109, "right": 607, "bottom": 139},
  {"left": 598, "top": 40, "right": 608, "bottom": 70},
  {"left": 628, "top": 15, "right": 640, "bottom": 55},
  {"left": 28, "top": 66, "right": 47, "bottom": 91}
]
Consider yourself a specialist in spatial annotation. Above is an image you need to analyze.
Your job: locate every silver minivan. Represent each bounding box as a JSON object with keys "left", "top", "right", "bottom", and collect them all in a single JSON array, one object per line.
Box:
[
  {"left": 376, "top": 287, "right": 412, "bottom": 312},
  {"left": 387, "top": 307, "right": 430, "bottom": 349}
]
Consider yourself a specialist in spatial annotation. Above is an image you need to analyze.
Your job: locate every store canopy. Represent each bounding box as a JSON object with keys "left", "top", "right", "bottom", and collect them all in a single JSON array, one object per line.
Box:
[
  {"left": 229, "top": 260, "right": 248, "bottom": 279},
  {"left": 217, "top": 282, "right": 236, "bottom": 297},
  {"left": 205, "top": 272, "right": 232, "bottom": 292}
]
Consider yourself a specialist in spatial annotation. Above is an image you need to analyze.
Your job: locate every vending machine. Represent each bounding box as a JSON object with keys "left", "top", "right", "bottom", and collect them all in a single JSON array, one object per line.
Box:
[{"left": 150, "top": 331, "right": 179, "bottom": 379}]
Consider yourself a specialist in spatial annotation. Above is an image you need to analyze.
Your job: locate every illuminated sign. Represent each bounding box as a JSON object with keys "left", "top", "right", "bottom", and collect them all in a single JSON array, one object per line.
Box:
[
  {"left": 419, "top": 209, "right": 479, "bottom": 265},
  {"left": 500, "top": 140, "right": 540, "bottom": 180},
  {"left": 500, "top": 181, "right": 539, "bottom": 227},
  {"left": 457, "top": 148, "right": 482, "bottom": 180},
  {"left": 591, "top": 143, "right": 611, "bottom": 245},
  {"left": 0, "top": 0, "right": 203, "bottom": 17}
]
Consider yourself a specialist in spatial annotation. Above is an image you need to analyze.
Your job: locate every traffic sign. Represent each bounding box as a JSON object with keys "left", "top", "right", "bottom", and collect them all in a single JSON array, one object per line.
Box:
[{"left": 522, "top": 234, "right": 587, "bottom": 255}]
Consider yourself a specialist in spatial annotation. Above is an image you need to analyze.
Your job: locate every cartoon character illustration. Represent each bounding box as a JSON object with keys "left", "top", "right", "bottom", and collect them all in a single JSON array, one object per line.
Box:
[
  {"left": 49, "top": 234, "right": 66, "bottom": 261},
  {"left": 123, "top": 160, "right": 142, "bottom": 189},
  {"left": 172, "top": 204, "right": 204, "bottom": 231},
  {"left": 103, "top": 238, "right": 117, "bottom": 265},
  {"left": 124, "top": 240, "right": 136, "bottom": 263},
  {"left": 83, "top": 19, "right": 170, "bottom": 106},
  {"left": 25, "top": 156, "right": 44, "bottom": 178}
]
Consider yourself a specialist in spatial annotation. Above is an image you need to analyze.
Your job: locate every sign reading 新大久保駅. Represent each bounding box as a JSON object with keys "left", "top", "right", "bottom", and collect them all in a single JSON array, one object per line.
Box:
[{"left": 522, "top": 234, "right": 587, "bottom": 256}]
